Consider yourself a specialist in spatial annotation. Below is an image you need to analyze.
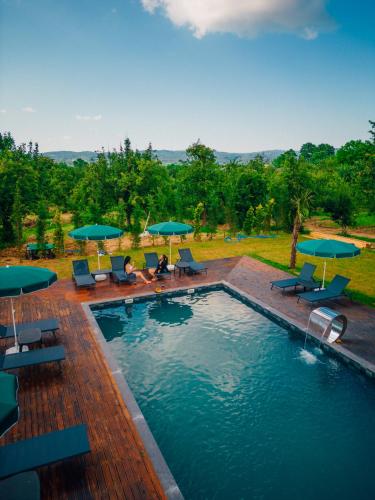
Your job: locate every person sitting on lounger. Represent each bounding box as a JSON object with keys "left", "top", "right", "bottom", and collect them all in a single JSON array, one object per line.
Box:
[
  {"left": 124, "top": 256, "right": 151, "bottom": 284},
  {"left": 152, "top": 254, "right": 168, "bottom": 280}
]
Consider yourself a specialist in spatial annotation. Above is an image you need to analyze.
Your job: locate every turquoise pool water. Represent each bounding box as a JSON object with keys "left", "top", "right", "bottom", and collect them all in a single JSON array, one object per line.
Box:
[{"left": 92, "top": 289, "right": 375, "bottom": 500}]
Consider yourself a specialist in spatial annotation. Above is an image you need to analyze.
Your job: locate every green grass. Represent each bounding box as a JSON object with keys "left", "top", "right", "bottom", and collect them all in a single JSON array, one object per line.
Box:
[
  {"left": 6, "top": 232, "right": 374, "bottom": 307},
  {"left": 341, "top": 234, "right": 375, "bottom": 244},
  {"left": 355, "top": 213, "right": 375, "bottom": 227}
]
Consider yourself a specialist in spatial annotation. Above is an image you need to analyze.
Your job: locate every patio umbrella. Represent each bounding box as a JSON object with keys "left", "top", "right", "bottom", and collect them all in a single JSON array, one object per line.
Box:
[
  {"left": 68, "top": 224, "right": 124, "bottom": 269},
  {"left": 147, "top": 221, "right": 193, "bottom": 265},
  {"left": 296, "top": 239, "right": 360, "bottom": 289},
  {"left": 0, "top": 372, "right": 19, "bottom": 437},
  {"left": 0, "top": 265, "right": 58, "bottom": 354}
]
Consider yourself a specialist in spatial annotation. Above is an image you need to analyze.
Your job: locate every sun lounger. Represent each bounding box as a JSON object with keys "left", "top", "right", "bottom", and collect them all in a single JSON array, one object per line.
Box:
[
  {"left": 143, "top": 253, "right": 172, "bottom": 279},
  {"left": 0, "top": 471, "right": 40, "bottom": 500},
  {"left": 178, "top": 248, "right": 207, "bottom": 275},
  {"left": 0, "top": 424, "right": 90, "bottom": 479},
  {"left": 271, "top": 263, "right": 319, "bottom": 292},
  {"left": 297, "top": 275, "right": 351, "bottom": 304},
  {"left": 0, "top": 319, "right": 59, "bottom": 340},
  {"left": 72, "top": 260, "right": 96, "bottom": 288},
  {"left": 110, "top": 256, "right": 136, "bottom": 284},
  {"left": 0, "top": 346, "right": 65, "bottom": 371}
]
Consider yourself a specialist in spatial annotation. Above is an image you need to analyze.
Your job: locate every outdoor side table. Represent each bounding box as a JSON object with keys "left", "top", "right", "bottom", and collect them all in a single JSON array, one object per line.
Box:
[{"left": 18, "top": 328, "right": 42, "bottom": 352}]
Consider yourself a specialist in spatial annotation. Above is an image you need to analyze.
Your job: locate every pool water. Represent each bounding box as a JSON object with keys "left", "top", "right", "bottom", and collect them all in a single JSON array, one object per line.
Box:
[{"left": 92, "top": 289, "right": 375, "bottom": 500}]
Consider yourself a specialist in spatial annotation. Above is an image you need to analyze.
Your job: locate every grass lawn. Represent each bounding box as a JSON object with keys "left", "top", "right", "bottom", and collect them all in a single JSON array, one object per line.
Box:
[{"left": 4, "top": 233, "right": 374, "bottom": 307}]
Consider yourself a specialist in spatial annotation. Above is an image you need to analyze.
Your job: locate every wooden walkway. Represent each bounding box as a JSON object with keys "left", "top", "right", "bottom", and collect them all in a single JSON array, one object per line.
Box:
[{"left": 1, "top": 256, "right": 374, "bottom": 498}]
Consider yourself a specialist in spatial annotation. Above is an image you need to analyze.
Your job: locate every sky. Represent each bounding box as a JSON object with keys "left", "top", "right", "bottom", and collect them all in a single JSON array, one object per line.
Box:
[{"left": 0, "top": 0, "right": 374, "bottom": 152}]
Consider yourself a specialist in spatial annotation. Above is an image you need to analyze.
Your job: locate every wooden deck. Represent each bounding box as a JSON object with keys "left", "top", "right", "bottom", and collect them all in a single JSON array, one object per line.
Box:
[
  {"left": 0, "top": 258, "right": 237, "bottom": 499},
  {"left": 1, "top": 256, "right": 374, "bottom": 499}
]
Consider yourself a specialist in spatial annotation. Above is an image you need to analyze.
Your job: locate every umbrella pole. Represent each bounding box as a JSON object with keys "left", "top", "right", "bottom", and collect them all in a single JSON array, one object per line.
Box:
[
  {"left": 97, "top": 243, "right": 101, "bottom": 270},
  {"left": 169, "top": 236, "right": 172, "bottom": 264},
  {"left": 6, "top": 297, "right": 19, "bottom": 355},
  {"left": 322, "top": 261, "right": 327, "bottom": 289}
]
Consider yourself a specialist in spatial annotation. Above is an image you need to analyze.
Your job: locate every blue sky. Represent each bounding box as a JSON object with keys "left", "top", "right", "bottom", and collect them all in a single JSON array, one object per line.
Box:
[{"left": 0, "top": 0, "right": 374, "bottom": 152}]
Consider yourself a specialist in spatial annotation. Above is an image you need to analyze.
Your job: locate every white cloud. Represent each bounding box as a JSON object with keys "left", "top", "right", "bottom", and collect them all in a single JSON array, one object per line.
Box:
[
  {"left": 140, "top": 0, "right": 334, "bottom": 39},
  {"left": 21, "top": 106, "right": 36, "bottom": 113},
  {"left": 75, "top": 114, "right": 102, "bottom": 121},
  {"left": 111, "top": 7, "right": 117, "bottom": 14},
  {"left": 0, "top": 109, "right": 6, "bottom": 114}
]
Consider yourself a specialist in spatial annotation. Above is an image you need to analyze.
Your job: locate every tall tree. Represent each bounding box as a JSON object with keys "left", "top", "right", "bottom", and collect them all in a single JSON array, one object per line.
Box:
[
  {"left": 289, "top": 191, "right": 312, "bottom": 269},
  {"left": 11, "top": 181, "right": 24, "bottom": 259},
  {"left": 53, "top": 209, "right": 65, "bottom": 256},
  {"left": 35, "top": 201, "right": 48, "bottom": 249}
]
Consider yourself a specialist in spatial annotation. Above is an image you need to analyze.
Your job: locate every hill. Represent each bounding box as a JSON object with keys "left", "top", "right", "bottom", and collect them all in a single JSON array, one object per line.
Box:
[{"left": 43, "top": 149, "right": 284, "bottom": 165}]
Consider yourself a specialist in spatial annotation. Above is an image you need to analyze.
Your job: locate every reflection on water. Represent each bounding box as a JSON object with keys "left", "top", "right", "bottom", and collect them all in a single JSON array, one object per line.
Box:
[{"left": 148, "top": 298, "right": 193, "bottom": 326}]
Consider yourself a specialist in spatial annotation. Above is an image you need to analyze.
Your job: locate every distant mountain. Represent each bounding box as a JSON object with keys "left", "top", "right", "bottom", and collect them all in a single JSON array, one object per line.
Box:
[{"left": 43, "top": 149, "right": 284, "bottom": 165}]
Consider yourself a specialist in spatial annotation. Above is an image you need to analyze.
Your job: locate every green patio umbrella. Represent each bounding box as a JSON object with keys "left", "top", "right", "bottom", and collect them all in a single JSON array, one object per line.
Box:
[
  {"left": 147, "top": 221, "right": 193, "bottom": 264},
  {"left": 0, "top": 372, "right": 19, "bottom": 437},
  {"left": 0, "top": 265, "right": 58, "bottom": 354},
  {"left": 68, "top": 224, "right": 124, "bottom": 269},
  {"left": 296, "top": 239, "right": 360, "bottom": 288}
]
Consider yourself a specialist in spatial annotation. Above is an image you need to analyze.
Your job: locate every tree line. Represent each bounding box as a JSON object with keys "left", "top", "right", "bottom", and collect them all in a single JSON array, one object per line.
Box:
[{"left": 0, "top": 121, "right": 374, "bottom": 267}]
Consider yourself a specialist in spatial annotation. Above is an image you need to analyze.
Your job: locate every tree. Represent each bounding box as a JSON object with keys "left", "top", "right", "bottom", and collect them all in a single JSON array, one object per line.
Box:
[
  {"left": 289, "top": 191, "right": 312, "bottom": 269},
  {"left": 11, "top": 181, "right": 24, "bottom": 259},
  {"left": 264, "top": 198, "right": 275, "bottom": 234},
  {"left": 272, "top": 149, "right": 297, "bottom": 168},
  {"left": 368, "top": 120, "right": 375, "bottom": 144},
  {"left": 176, "top": 141, "right": 220, "bottom": 223},
  {"left": 326, "top": 185, "right": 356, "bottom": 235},
  {"left": 205, "top": 197, "right": 220, "bottom": 240},
  {"left": 233, "top": 166, "right": 267, "bottom": 228},
  {"left": 130, "top": 204, "right": 143, "bottom": 249},
  {"left": 53, "top": 209, "right": 65, "bottom": 256},
  {"left": 35, "top": 201, "right": 48, "bottom": 249},
  {"left": 300, "top": 143, "right": 335, "bottom": 163},
  {"left": 193, "top": 202, "right": 204, "bottom": 241},
  {"left": 243, "top": 206, "right": 255, "bottom": 235},
  {"left": 254, "top": 204, "right": 266, "bottom": 234}
]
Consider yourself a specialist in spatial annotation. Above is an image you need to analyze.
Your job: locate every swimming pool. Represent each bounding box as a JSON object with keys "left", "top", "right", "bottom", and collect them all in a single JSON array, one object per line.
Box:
[{"left": 92, "top": 287, "right": 375, "bottom": 500}]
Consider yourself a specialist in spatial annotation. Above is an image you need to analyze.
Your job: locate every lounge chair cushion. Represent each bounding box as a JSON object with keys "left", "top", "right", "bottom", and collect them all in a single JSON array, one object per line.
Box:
[
  {"left": 74, "top": 274, "right": 96, "bottom": 287},
  {"left": 0, "top": 346, "right": 65, "bottom": 371},
  {"left": 0, "top": 318, "right": 59, "bottom": 340},
  {"left": 0, "top": 472, "right": 40, "bottom": 500},
  {"left": 0, "top": 425, "right": 90, "bottom": 479},
  {"left": 112, "top": 270, "right": 136, "bottom": 283},
  {"left": 271, "top": 263, "right": 317, "bottom": 290},
  {"left": 297, "top": 275, "right": 350, "bottom": 303}
]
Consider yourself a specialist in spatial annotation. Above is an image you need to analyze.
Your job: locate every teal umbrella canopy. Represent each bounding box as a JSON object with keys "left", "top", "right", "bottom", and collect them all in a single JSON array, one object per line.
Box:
[
  {"left": 147, "top": 221, "right": 193, "bottom": 236},
  {"left": 296, "top": 239, "right": 360, "bottom": 259},
  {"left": 0, "top": 266, "right": 58, "bottom": 298},
  {"left": 68, "top": 224, "right": 124, "bottom": 241},
  {"left": 297, "top": 239, "right": 360, "bottom": 289},
  {"left": 0, "top": 372, "right": 19, "bottom": 437}
]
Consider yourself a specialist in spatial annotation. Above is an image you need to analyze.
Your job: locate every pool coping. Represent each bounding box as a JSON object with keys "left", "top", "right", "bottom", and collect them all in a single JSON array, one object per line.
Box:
[{"left": 81, "top": 280, "right": 375, "bottom": 499}]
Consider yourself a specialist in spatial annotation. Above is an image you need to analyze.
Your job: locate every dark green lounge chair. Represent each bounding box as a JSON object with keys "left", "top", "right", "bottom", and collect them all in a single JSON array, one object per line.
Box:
[
  {"left": 297, "top": 275, "right": 351, "bottom": 304},
  {"left": 178, "top": 248, "right": 207, "bottom": 275},
  {"left": 0, "top": 318, "right": 59, "bottom": 340},
  {"left": 110, "top": 256, "right": 136, "bottom": 284},
  {"left": 0, "top": 424, "right": 90, "bottom": 479},
  {"left": 271, "top": 263, "right": 320, "bottom": 292},
  {"left": 0, "top": 471, "right": 40, "bottom": 500},
  {"left": 0, "top": 346, "right": 65, "bottom": 371},
  {"left": 143, "top": 253, "right": 171, "bottom": 280},
  {"left": 72, "top": 260, "right": 96, "bottom": 288}
]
